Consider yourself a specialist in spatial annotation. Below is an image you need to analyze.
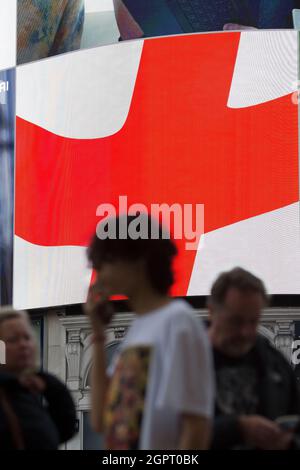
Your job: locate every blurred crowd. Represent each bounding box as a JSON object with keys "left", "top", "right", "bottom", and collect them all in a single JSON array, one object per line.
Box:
[{"left": 1, "top": 215, "right": 299, "bottom": 450}]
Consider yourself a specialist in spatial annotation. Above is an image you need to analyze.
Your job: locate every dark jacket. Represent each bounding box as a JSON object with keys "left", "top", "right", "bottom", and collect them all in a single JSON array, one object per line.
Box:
[
  {"left": 212, "top": 335, "right": 300, "bottom": 449},
  {"left": 0, "top": 370, "right": 77, "bottom": 450}
]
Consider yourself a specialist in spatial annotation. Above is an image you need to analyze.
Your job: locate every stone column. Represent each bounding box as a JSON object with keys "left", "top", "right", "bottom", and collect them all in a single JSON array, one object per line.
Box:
[
  {"left": 65, "top": 328, "right": 83, "bottom": 391},
  {"left": 274, "top": 320, "right": 295, "bottom": 364}
]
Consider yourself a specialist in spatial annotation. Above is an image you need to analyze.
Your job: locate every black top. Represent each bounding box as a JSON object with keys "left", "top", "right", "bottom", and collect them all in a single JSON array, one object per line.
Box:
[
  {"left": 0, "top": 370, "right": 77, "bottom": 450},
  {"left": 212, "top": 336, "right": 300, "bottom": 449},
  {"left": 214, "top": 347, "right": 260, "bottom": 418}
]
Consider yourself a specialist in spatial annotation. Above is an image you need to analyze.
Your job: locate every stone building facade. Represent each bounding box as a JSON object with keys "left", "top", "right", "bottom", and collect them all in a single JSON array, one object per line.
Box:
[{"left": 40, "top": 307, "right": 300, "bottom": 450}]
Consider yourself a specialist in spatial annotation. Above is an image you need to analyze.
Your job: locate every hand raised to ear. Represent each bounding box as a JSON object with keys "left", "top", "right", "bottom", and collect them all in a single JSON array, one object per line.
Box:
[{"left": 84, "top": 283, "right": 114, "bottom": 330}]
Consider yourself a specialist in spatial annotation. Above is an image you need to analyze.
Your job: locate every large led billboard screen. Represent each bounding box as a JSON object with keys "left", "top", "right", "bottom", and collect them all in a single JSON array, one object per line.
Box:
[{"left": 13, "top": 31, "right": 300, "bottom": 309}]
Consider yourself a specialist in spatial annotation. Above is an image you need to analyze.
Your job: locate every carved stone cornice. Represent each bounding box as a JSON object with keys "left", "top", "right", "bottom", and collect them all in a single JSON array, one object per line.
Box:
[
  {"left": 60, "top": 307, "right": 300, "bottom": 327},
  {"left": 61, "top": 307, "right": 300, "bottom": 386}
]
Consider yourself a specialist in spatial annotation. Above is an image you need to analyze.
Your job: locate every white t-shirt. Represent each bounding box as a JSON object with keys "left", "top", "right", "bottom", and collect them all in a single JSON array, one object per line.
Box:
[{"left": 105, "top": 299, "right": 215, "bottom": 450}]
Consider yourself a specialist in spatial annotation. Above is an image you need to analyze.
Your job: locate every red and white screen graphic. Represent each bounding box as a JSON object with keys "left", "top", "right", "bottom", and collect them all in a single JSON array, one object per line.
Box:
[{"left": 14, "top": 31, "right": 300, "bottom": 309}]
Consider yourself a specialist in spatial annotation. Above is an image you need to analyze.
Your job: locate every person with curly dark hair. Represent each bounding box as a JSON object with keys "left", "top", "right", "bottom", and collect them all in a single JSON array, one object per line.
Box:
[{"left": 86, "top": 214, "right": 214, "bottom": 450}]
